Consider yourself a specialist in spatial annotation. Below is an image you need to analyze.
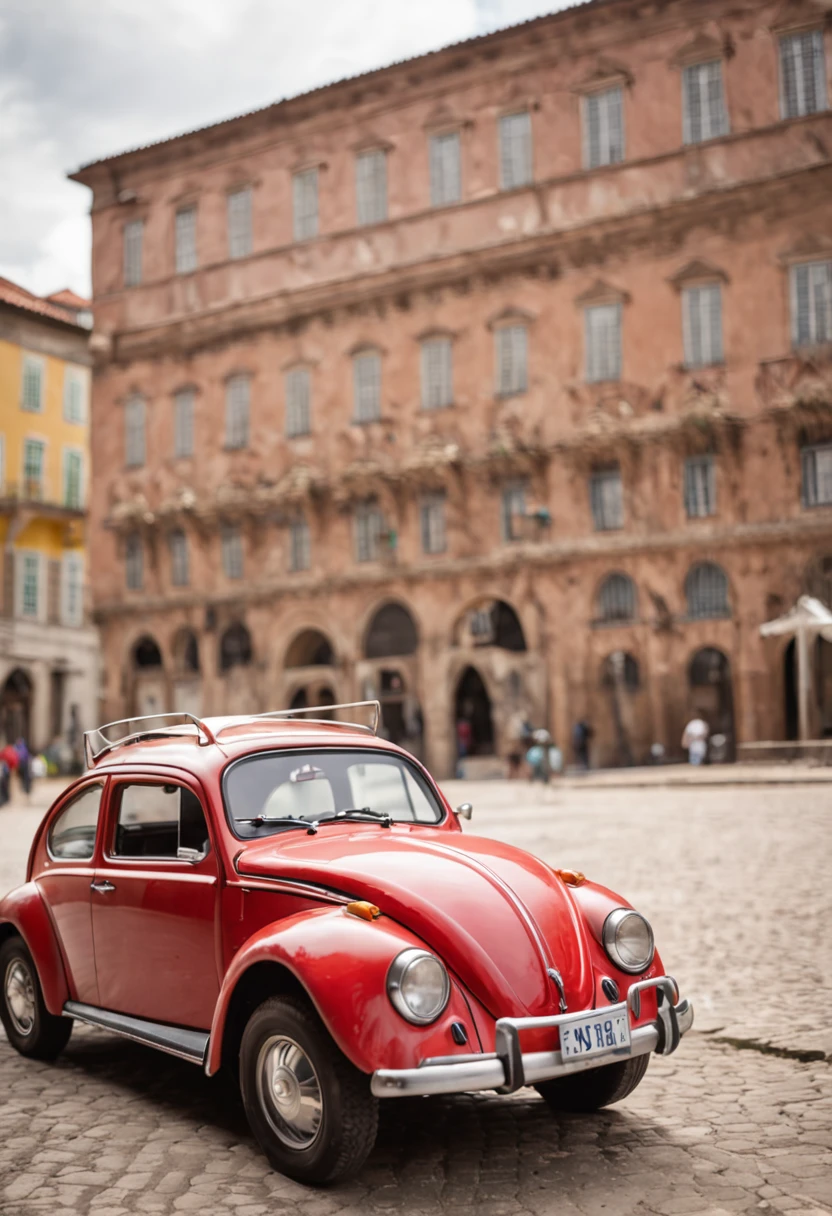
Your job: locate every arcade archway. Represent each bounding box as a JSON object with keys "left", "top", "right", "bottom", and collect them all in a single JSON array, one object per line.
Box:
[
  {"left": 130, "top": 635, "right": 165, "bottom": 718},
  {"left": 1, "top": 669, "right": 32, "bottom": 744},
  {"left": 689, "top": 647, "right": 735, "bottom": 759},
  {"left": 454, "top": 666, "right": 494, "bottom": 756}
]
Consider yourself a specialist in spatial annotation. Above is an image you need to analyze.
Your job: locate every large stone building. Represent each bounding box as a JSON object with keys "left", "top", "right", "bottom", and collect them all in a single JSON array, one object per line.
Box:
[{"left": 72, "top": 0, "right": 832, "bottom": 775}]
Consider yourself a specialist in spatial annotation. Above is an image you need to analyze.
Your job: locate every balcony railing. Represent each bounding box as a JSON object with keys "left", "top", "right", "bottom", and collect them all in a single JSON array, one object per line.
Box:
[{"left": 0, "top": 481, "right": 85, "bottom": 515}]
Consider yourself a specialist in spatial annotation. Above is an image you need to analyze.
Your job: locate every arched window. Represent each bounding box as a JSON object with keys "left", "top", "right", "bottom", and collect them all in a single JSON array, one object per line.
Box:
[
  {"left": 686, "top": 562, "right": 730, "bottom": 619},
  {"left": 220, "top": 622, "right": 253, "bottom": 672},
  {"left": 285, "top": 630, "right": 335, "bottom": 669},
  {"left": 365, "top": 603, "right": 418, "bottom": 658},
  {"left": 132, "top": 636, "right": 162, "bottom": 669},
  {"left": 597, "top": 573, "right": 636, "bottom": 622}
]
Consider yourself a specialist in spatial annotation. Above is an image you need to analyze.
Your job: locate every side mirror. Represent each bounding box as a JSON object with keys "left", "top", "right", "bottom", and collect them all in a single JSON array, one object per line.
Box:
[{"left": 455, "top": 802, "right": 473, "bottom": 821}]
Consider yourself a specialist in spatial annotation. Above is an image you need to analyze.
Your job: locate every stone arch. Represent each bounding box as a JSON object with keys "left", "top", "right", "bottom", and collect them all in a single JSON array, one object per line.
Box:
[
  {"left": 132, "top": 635, "right": 163, "bottom": 669},
  {"left": 452, "top": 597, "right": 527, "bottom": 652},
  {"left": 1, "top": 668, "right": 33, "bottom": 744},
  {"left": 685, "top": 562, "right": 730, "bottom": 620},
  {"left": 454, "top": 665, "right": 495, "bottom": 756},
  {"left": 172, "top": 628, "right": 200, "bottom": 675},
  {"left": 220, "top": 622, "right": 253, "bottom": 672},
  {"left": 688, "top": 646, "right": 735, "bottom": 759},
  {"left": 596, "top": 573, "right": 637, "bottom": 623},
  {"left": 364, "top": 601, "right": 419, "bottom": 659},
  {"left": 285, "top": 629, "right": 335, "bottom": 669},
  {"left": 128, "top": 634, "right": 166, "bottom": 718}
]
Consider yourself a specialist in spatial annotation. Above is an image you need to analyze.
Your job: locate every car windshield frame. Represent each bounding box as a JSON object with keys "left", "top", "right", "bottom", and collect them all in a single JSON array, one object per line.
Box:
[{"left": 221, "top": 746, "right": 447, "bottom": 840}]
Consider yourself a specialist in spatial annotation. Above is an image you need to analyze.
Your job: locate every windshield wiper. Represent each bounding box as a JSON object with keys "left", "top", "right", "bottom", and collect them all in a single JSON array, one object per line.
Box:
[
  {"left": 234, "top": 815, "right": 311, "bottom": 832},
  {"left": 308, "top": 807, "right": 393, "bottom": 833}
]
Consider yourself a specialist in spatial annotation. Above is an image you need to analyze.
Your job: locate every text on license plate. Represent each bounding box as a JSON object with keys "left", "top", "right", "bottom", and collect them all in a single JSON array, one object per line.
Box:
[{"left": 559, "top": 1007, "right": 631, "bottom": 1060}]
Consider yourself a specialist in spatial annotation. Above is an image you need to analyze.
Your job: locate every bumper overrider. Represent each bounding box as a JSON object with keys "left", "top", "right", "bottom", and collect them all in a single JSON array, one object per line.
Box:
[{"left": 371, "top": 975, "right": 693, "bottom": 1098}]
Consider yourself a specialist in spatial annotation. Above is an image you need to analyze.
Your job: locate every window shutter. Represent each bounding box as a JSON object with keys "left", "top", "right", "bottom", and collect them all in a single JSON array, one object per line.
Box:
[
  {"left": 356, "top": 150, "right": 387, "bottom": 226},
  {"left": 225, "top": 376, "right": 250, "bottom": 448},
  {"left": 430, "top": 132, "right": 461, "bottom": 206},
  {"left": 175, "top": 207, "right": 197, "bottom": 274},
  {"left": 124, "top": 220, "right": 143, "bottom": 287},
  {"left": 125, "top": 395, "right": 146, "bottom": 467},
  {"left": 2, "top": 550, "right": 13, "bottom": 619},
  {"left": 354, "top": 352, "right": 381, "bottom": 422},
  {"left": 290, "top": 517, "right": 311, "bottom": 571},
  {"left": 499, "top": 113, "right": 532, "bottom": 189},
  {"left": 286, "top": 368, "right": 311, "bottom": 437},
  {"left": 47, "top": 559, "right": 61, "bottom": 624},
  {"left": 421, "top": 338, "right": 452, "bottom": 409},
  {"left": 227, "top": 188, "right": 252, "bottom": 259},
  {"left": 174, "top": 388, "right": 195, "bottom": 458},
  {"left": 293, "top": 169, "right": 319, "bottom": 241}
]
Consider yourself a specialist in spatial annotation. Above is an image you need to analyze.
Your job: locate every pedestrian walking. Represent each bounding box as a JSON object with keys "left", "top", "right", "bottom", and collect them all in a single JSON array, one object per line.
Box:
[
  {"left": 506, "top": 708, "right": 531, "bottom": 779},
  {"left": 455, "top": 716, "right": 473, "bottom": 778},
  {"left": 0, "top": 758, "right": 9, "bottom": 808},
  {"left": 572, "top": 719, "right": 593, "bottom": 770},
  {"left": 681, "top": 717, "right": 709, "bottom": 765},
  {"left": 15, "top": 738, "right": 32, "bottom": 797}
]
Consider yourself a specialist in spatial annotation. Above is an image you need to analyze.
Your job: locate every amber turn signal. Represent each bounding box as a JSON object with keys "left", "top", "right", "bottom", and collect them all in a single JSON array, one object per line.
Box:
[
  {"left": 346, "top": 900, "right": 381, "bottom": 921},
  {"left": 556, "top": 869, "right": 586, "bottom": 887}
]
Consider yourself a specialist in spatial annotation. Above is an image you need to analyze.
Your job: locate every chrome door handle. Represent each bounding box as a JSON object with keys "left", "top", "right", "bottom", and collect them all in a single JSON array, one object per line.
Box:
[{"left": 90, "top": 880, "right": 116, "bottom": 893}]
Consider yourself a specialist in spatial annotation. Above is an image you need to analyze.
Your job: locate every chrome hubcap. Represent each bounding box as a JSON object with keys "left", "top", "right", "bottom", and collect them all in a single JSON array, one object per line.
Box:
[
  {"left": 256, "top": 1034, "right": 323, "bottom": 1149},
  {"left": 4, "top": 959, "right": 35, "bottom": 1037}
]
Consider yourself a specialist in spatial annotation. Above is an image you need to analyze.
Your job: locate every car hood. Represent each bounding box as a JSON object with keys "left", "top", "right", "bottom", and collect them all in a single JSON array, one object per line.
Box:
[{"left": 235, "top": 825, "right": 594, "bottom": 1017}]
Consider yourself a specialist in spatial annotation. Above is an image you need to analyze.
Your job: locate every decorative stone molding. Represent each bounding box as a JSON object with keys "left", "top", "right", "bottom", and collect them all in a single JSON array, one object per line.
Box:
[{"left": 668, "top": 259, "right": 730, "bottom": 289}]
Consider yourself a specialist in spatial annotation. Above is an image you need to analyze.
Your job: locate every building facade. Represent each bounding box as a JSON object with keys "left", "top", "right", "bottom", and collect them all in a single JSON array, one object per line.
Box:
[
  {"left": 72, "top": 0, "right": 832, "bottom": 775},
  {"left": 0, "top": 278, "right": 99, "bottom": 756}
]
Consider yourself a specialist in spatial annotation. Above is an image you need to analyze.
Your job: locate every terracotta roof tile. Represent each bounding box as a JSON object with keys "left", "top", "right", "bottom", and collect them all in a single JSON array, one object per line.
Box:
[{"left": 0, "top": 276, "right": 89, "bottom": 328}]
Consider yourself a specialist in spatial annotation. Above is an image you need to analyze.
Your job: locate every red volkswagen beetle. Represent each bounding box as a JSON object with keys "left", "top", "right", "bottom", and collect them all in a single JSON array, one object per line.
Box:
[{"left": 0, "top": 705, "right": 692, "bottom": 1184}]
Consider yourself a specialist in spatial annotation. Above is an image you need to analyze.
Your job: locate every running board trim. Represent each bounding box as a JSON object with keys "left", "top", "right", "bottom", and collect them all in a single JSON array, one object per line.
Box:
[{"left": 63, "top": 1001, "right": 209, "bottom": 1066}]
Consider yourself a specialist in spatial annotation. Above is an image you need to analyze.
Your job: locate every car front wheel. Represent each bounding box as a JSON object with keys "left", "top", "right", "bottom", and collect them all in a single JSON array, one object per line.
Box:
[
  {"left": 0, "top": 936, "right": 73, "bottom": 1061},
  {"left": 239, "top": 994, "right": 378, "bottom": 1185},
  {"left": 535, "top": 1052, "right": 649, "bottom": 1113}
]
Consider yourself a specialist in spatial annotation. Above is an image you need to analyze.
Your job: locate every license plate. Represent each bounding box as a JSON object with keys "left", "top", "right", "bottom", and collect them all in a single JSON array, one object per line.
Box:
[{"left": 559, "top": 1005, "right": 631, "bottom": 1061}]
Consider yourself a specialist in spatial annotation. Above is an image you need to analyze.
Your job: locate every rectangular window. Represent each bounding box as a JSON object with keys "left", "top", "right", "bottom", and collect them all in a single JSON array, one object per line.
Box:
[
  {"left": 356, "top": 149, "right": 387, "bottom": 226},
  {"left": 21, "top": 354, "right": 44, "bottom": 413},
  {"left": 583, "top": 86, "right": 625, "bottom": 169},
  {"left": 683, "top": 60, "right": 729, "bottom": 144},
  {"left": 174, "top": 388, "right": 195, "bottom": 459},
  {"left": 353, "top": 351, "right": 381, "bottom": 422},
  {"left": 420, "top": 494, "right": 447, "bottom": 555},
  {"left": 63, "top": 365, "right": 87, "bottom": 424},
  {"left": 286, "top": 368, "right": 311, "bottom": 437},
  {"left": 113, "top": 783, "right": 209, "bottom": 860},
  {"left": 590, "top": 467, "right": 624, "bottom": 531},
  {"left": 791, "top": 260, "right": 832, "bottom": 347},
  {"left": 23, "top": 438, "right": 45, "bottom": 499},
  {"left": 62, "top": 553, "right": 84, "bottom": 627},
  {"left": 175, "top": 206, "right": 197, "bottom": 274},
  {"left": 684, "top": 455, "right": 716, "bottom": 518},
  {"left": 586, "top": 303, "right": 622, "bottom": 382},
  {"left": 499, "top": 111, "right": 532, "bottom": 190},
  {"left": 169, "top": 530, "right": 189, "bottom": 587},
  {"left": 47, "top": 558, "right": 61, "bottom": 625},
  {"left": 780, "top": 30, "right": 827, "bottom": 119},
  {"left": 289, "top": 517, "right": 311, "bottom": 572},
  {"left": 430, "top": 131, "right": 461, "bottom": 206},
  {"left": 225, "top": 375, "right": 250, "bottom": 449},
  {"left": 63, "top": 449, "right": 83, "bottom": 509},
  {"left": 125, "top": 394, "right": 146, "bottom": 467},
  {"left": 293, "top": 168, "right": 319, "bottom": 241},
  {"left": 802, "top": 443, "right": 832, "bottom": 507},
  {"left": 683, "top": 283, "right": 723, "bottom": 368},
  {"left": 501, "top": 482, "right": 527, "bottom": 542},
  {"left": 227, "top": 187, "right": 252, "bottom": 259},
  {"left": 20, "top": 552, "right": 40, "bottom": 619},
  {"left": 125, "top": 534, "right": 143, "bottom": 590},
  {"left": 124, "top": 219, "right": 144, "bottom": 288},
  {"left": 421, "top": 337, "right": 453, "bottom": 410},
  {"left": 495, "top": 325, "right": 528, "bottom": 396},
  {"left": 221, "top": 525, "right": 243, "bottom": 579},
  {"left": 354, "top": 503, "right": 383, "bottom": 563}
]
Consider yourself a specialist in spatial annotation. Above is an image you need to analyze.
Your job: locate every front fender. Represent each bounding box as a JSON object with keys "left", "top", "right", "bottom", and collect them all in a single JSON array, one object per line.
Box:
[
  {"left": 0, "top": 884, "right": 70, "bottom": 1017},
  {"left": 207, "top": 905, "right": 477, "bottom": 1077}
]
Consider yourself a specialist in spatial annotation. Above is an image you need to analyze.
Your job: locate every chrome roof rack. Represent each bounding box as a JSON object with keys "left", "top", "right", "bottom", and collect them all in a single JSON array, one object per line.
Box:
[
  {"left": 245, "top": 700, "right": 381, "bottom": 737},
  {"left": 84, "top": 713, "right": 215, "bottom": 767}
]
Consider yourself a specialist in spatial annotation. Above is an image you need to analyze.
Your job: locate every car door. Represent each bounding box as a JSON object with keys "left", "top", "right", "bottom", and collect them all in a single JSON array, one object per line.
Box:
[
  {"left": 34, "top": 780, "right": 106, "bottom": 1005},
  {"left": 91, "top": 775, "right": 221, "bottom": 1029}
]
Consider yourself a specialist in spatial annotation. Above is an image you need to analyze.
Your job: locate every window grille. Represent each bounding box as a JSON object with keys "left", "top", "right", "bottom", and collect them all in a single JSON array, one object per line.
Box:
[
  {"left": 683, "top": 60, "right": 729, "bottom": 144},
  {"left": 597, "top": 574, "right": 636, "bottom": 622},
  {"left": 420, "top": 494, "right": 447, "bottom": 554},
  {"left": 124, "top": 219, "right": 143, "bottom": 287},
  {"left": 169, "top": 529, "right": 189, "bottom": 587},
  {"left": 499, "top": 112, "right": 532, "bottom": 189},
  {"left": 590, "top": 467, "right": 624, "bottom": 531},
  {"left": 353, "top": 351, "right": 382, "bottom": 422},
  {"left": 221, "top": 526, "right": 244, "bottom": 580},
  {"left": 356, "top": 150, "right": 387, "bottom": 226},
  {"left": 421, "top": 337, "right": 453, "bottom": 409},
  {"left": 293, "top": 169, "right": 319, "bottom": 241},
  {"left": 21, "top": 553, "right": 40, "bottom": 618},
  {"left": 227, "top": 187, "right": 252, "bottom": 259},
  {"left": 430, "top": 131, "right": 461, "bottom": 206},
  {"left": 174, "top": 388, "right": 195, "bottom": 458},
  {"left": 175, "top": 206, "right": 197, "bottom": 274},
  {"left": 586, "top": 303, "right": 622, "bottom": 382},
  {"left": 225, "top": 375, "right": 250, "bottom": 449},
  {"left": 125, "top": 394, "right": 146, "bottom": 467},
  {"left": 583, "top": 87, "right": 625, "bottom": 169},
  {"left": 63, "top": 367, "right": 86, "bottom": 423},
  {"left": 791, "top": 260, "right": 832, "bottom": 347},
  {"left": 686, "top": 562, "right": 730, "bottom": 619},
  {"left": 289, "top": 517, "right": 311, "bottom": 572},
  {"left": 286, "top": 368, "right": 311, "bottom": 437},
  {"left": 501, "top": 482, "right": 527, "bottom": 542},
  {"left": 780, "top": 30, "right": 827, "bottom": 119},
  {"left": 23, "top": 439, "right": 45, "bottom": 498},
  {"left": 62, "top": 554, "right": 83, "bottom": 627},
  {"left": 125, "top": 534, "right": 143, "bottom": 590},
  {"left": 354, "top": 503, "right": 384, "bottom": 562},
  {"left": 802, "top": 443, "right": 832, "bottom": 507},
  {"left": 683, "top": 283, "right": 723, "bottom": 368},
  {"left": 21, "top": 355, "right": 44, "bottom": 412},
  {"left": 684, "top": 455, "right": 716, "bottom": 518},
  {"left": 63, "top": 450, "right": 83, "bottom": 509},
  {"left": 495, "top": 325, "right": 528, "bottom": 396}
]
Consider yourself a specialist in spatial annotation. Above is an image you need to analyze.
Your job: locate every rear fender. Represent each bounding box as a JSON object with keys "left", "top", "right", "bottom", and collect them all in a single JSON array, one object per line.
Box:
[
  {"left": 207, "top": 905, "right": 476, "bottom": 1077},
  {"left": 0, "top": 884, "right": 70, "bottom": 1016}
]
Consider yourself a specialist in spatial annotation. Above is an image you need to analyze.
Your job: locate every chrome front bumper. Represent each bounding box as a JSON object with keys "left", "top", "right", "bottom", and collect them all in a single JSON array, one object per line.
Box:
[{"left": 371, "top": 975, "right": 693, "bottom": 1099}]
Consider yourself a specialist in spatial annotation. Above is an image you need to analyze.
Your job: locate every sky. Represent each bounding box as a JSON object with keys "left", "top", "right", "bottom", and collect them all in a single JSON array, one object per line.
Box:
[{"left": 0, "top": 0, "right": 576, "bottom": 300}]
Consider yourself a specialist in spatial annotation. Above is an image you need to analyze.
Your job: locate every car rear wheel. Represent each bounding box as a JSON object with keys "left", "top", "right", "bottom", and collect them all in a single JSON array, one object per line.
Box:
[
  {"left": 0, "top": 937, "right": 72, "bottom": 1061},
  {"left": 239, "top": 994, "right": 378, "bottom": 1185},
  {"left": 535, "top": 1053, "right": 649, "bottom": 1113}
]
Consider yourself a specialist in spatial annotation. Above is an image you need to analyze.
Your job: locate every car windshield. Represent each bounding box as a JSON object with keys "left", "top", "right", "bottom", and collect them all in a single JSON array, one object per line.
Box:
[{"left": 223, "top": 748, "right": 444, "bottom": 838}]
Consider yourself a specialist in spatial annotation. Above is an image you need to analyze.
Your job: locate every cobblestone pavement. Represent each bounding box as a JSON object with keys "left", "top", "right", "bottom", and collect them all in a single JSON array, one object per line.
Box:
[{"left": 1, "top": 779, "right": 830, "bottom": 1216}]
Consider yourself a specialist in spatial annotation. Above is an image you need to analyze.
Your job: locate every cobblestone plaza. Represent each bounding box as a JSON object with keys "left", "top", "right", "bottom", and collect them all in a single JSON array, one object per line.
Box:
[{"left": 1, "top": 775, "right": 830, "bottom": 1216}]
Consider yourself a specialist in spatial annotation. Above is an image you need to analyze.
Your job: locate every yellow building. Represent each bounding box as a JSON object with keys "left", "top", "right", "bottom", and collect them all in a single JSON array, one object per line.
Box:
[{"left": 0, "top": 277, "right": 99, "bottom": 756}]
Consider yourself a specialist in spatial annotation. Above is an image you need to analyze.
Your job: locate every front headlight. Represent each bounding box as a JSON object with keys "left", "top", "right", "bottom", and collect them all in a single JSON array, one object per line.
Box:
[
  {"left": 602, "top": 908, "right": 655, "bottom": 975},
  {"left": 387, "top": 948, "right": 450, "bottom": 1024}
]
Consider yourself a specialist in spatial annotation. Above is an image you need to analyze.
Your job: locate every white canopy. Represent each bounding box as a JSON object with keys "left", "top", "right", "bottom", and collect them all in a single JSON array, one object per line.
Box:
[{"left": 760, "top": 594, "right": 832, "bottom": 642}]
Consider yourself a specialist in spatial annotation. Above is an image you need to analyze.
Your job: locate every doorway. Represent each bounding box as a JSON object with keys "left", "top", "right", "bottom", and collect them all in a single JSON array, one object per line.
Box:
[
  {"left": 688, "top": 648, "right": 735, "bottom": 760},
  {"left": 454, "top": 666, "right": 494, "bottom": 755},
  {"left": 1, "top": 669, "right": 33, "bottom": 743}
]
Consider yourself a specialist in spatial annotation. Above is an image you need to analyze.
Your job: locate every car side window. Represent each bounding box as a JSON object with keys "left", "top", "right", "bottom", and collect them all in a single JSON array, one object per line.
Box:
[
  {"left": 112, "top": 783, "right": 210, "bottom": 861},
  {"left": 49, "top": 785, "right": 103, "bottom": 861}
]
